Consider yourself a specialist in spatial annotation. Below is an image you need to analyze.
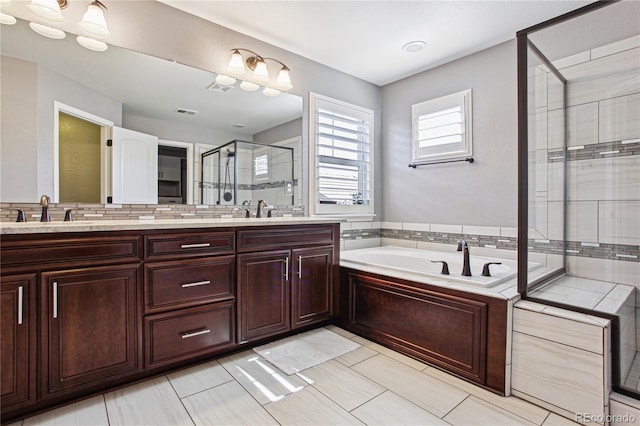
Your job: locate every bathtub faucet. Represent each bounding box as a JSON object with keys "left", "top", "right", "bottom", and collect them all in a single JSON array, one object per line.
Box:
[{"left": 456, "top": 240, "right": 472, "bottom": 276}]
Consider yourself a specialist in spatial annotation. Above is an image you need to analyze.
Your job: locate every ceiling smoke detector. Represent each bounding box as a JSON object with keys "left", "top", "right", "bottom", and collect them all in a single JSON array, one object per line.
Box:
[
  {"left": 402, "top": 40, "right": 426, "bottom": 53},
  {"left": 175, "top": 108, "right": 198, "bottom": 116}
]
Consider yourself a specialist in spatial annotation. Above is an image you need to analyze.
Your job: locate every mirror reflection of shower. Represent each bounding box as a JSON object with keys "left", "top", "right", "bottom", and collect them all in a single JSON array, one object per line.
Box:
[{"left": 201, "top": 140, "right": 294, "bottom": 208}]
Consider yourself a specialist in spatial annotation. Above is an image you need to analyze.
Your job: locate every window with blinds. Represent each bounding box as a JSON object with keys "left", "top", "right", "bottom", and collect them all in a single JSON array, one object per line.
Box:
[
  {"left": 412, "top": 89, "right": 472, "bottom": 164},
  {"left": 310, "top": 93, "right": 373, "bottom": 215}
]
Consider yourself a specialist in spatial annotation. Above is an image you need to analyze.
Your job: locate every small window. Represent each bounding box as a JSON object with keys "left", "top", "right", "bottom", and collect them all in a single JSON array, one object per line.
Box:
[
  {"left": 412, "top": 89, "right": 472, "bottom": 164},
  {"left": 309, "top": 93, "right": 374, "bottom": 216},
  {"left": 254, "top": 154, "right": 268, "bottom": 177}
]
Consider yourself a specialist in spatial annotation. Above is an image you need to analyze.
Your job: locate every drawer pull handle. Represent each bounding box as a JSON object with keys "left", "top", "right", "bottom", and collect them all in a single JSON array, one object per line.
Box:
[
  {"left": 298, "top": 256, "right": 302, "bottom": 278},
  {"left": 180, "top": 243, "right": 211, "bottom": 249},
  {"left": 53, "top": 281, "right": 58, "bottom": 319},
  {"left": 18, "top": 286, "right": 24, "bottom": 325},
  {"left": 181, "top": 329, "right": 211, "bottom": 339},
  {"left": 181, "top": 280, "right": 211, "bottom": 288}
]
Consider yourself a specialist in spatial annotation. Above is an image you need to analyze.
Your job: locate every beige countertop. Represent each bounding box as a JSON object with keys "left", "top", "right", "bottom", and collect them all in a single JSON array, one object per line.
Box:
[{"left": 0, "top": 217, "right": 342, "bottom": 235}]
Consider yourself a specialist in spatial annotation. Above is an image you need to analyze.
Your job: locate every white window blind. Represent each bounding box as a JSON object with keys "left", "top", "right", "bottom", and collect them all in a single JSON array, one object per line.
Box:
[
  {"left": 412, "top": 89, "right": 472, "bottom": 164},
  {"left": 310, "top": 93, "right": 373, "bottom": 215}
]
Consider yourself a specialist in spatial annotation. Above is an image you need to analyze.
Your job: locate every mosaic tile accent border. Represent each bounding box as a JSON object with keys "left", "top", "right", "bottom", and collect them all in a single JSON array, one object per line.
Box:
[
  {"left": 341, "top": 226, "right": 639, "bottom": 263},
  {"left": 548, "top": 139, "right": 640, "bottom": 163},
  {"left": 0, "top": 202, "right": 305, "bottom": 222}
]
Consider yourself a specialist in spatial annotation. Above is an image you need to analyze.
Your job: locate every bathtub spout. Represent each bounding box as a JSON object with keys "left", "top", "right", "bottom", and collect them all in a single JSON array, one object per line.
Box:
[{"left": 456, "top": 240, "right": 472, "bottom": 276}]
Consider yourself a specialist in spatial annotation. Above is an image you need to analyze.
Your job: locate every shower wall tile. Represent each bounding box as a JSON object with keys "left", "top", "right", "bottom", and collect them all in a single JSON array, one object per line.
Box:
[
  {"left": 599, "top": 201, "right": 640, "bottom": 246},
  {"left": 530, "top": 109, "right": 548, "bottom": 150},
  {"left": 591, "top": 35, "right": 640, "bottom": 60},
  {"left": 461, "top": 225, "right": 501, "bottom": 237},
  {"left": 552, "top": 50, "right": 591, "bottom": 70},
  {"left": 568, "top": 102, "right": 599, "bottom": 147},
  {"left": 564, "top": 47, "right": 640, "bottom": 105},
  {"left": 567, "top": 256, "right": 640, "bottom": 288},
  {"left": 547, "top": 108, "right": 564, "bottom": 150},
  {"left": 599, "top": 93, "right": 640, "bottom": 143},
  {"left": 547, "top": 72, "right": 565, "bottom": 111},
  {"left": 547, "top": 201, "right": 598, "bottom": 243},
  {"left": 563, "top": 156, "right": 640, "bottom": 202}
]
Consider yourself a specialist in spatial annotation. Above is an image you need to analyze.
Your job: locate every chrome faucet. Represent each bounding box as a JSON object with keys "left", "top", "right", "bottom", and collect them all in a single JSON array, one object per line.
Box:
[
  {"left": 256, "top": 199, "right": 269, "bottom": 218},
  {"left": 40, "top": 195, "right": 51, "bottom": 222},
  {"left": 456, "top": 239, "right": 472, "bottom": 276}
]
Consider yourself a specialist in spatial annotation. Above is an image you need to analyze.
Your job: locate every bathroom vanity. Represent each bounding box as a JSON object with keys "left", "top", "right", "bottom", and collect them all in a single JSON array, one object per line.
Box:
[{"left": 0, "top": 219, "right": 339, "bottom": 422}]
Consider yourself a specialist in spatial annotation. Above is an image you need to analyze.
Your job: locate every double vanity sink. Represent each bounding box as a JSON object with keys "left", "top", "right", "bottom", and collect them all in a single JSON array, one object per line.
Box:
[{"left": 0, "top": 217, "right": 341, "bottom": 422}]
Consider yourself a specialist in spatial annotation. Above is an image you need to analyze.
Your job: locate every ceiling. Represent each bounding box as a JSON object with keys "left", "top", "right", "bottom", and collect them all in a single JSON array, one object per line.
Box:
[{"left": 158, "top": 0, "right": 597, "bottom": 86}]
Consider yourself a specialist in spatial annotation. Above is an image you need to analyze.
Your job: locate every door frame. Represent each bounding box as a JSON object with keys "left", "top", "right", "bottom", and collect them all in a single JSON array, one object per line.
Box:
[
  {"left": 53, "top": 102, "right": 114, "bottom": 203},
  {"left": 158, "top": 139, "right": 194, "bottom": 205}
]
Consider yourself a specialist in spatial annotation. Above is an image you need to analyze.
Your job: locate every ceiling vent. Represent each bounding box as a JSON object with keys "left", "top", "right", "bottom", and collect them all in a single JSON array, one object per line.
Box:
[
  {"left": 207, "top": 82, "right": 234, "bottom": 93},
  {"left": 175, "top": 108, "right": 198, "bottom": 116}
]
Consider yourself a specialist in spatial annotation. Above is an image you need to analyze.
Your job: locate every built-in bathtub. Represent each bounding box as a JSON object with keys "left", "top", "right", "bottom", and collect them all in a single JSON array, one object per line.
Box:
[{"left": 341, "top": 245, "right": 518, "bottom": 288}]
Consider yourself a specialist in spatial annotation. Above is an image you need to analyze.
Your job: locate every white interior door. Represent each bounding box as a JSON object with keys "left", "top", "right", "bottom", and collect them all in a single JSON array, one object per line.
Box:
[{"left": 111, "top": 126, "right": 158, "bottom": 204}]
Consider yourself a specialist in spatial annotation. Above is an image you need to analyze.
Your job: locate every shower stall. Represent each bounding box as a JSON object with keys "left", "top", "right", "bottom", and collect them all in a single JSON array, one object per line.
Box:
[
  {"left": 200, "top": 140, "right": 295, "bottom": 207},
  {"left": 517, "top": 1, "right": 639, "bottom": 398}
]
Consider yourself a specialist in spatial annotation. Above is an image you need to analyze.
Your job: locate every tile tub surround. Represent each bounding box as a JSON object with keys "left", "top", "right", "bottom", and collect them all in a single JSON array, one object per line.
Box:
[
  {"left": 0, "top": 202, "right": 305, "bottom": 223},
  {"left": 9, "top": 325, "right": 583, "bottom": 426}
]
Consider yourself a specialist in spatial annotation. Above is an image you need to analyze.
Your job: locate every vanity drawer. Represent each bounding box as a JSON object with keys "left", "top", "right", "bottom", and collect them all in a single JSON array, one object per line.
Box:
[
  {"left": 144, "top": 256, "right": 234, "bottom": 313},
  {"left": 0, "top": 233, "right": 141, "bottom": 269},
  {"left": 144, "top": 230, "right": 234, "bottom": 260},
  {"left": 145, "top": 302, "right": 235, "bottom": 367},
  {"left": 237, "top": 225, "right": 335, "bottom": 252}
]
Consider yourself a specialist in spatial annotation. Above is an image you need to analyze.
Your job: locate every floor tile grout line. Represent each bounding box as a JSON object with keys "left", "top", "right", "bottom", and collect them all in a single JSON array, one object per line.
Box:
[
  {"left": 419, "top": 367, "right": 551, "bottom": 425},
  {"left": 441, "top": 393, "right": 471, "bottom": 421},
  {"left": 102, "top": 394, "right": 111, "bottom": 426},
  {"left": 165, "top": 374, "right": 197, "bottom": 426}
]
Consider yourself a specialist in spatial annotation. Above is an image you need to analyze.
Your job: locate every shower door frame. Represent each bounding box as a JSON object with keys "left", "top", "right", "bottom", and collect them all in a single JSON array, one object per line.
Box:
[{"left": 516, "top": 0, "right": 629, "bottom": 397}]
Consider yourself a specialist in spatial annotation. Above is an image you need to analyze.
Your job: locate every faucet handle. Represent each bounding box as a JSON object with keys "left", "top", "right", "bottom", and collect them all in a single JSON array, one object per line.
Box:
[
  {"left": 430, "top": 260, "right": 450, "bottom": 275},
  {"left": 481, "top": 262, "right": 502, "bottom": 277},
  {"left": 15, "top": 209, "right": 27, "bottom": 222},
  {"left": 64, "top": 209, "right": 73, "bottom": 222},
  {"left": 456, "top": 239, "right": 467, "bottom": 251}
]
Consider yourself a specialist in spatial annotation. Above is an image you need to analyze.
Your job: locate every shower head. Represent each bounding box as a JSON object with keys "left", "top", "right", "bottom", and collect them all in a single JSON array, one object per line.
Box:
[{"left": 226, "top": 149, "right": 235, "bottom": 158}]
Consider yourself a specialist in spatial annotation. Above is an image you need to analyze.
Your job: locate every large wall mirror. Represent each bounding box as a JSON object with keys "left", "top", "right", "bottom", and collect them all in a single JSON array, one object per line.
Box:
[{"left": 0, "top": 17, "right": 303, "bottom": 206}]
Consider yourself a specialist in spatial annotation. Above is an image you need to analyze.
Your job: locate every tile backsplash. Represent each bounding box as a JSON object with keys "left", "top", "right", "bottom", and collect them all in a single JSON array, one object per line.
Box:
[{"left": 0, "top": 202, "right": 305, "bottom": 222}]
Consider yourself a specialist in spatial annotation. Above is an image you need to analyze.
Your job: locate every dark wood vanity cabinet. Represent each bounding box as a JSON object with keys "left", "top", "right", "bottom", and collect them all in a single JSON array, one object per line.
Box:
[
  {"left": 1, "top": 274, "right": 37, "bottom": 413},
  {"left": 237, "top": 225, "right": 339, "bottom": 344},
  {"left": 0, "top": 222, "right": 339, "bottom": 422}
]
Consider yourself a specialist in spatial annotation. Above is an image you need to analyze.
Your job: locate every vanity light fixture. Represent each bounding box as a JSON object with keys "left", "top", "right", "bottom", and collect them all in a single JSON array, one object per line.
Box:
[
  {"left": 24, "top": 0, "right": 111, "bottom": 51},
  {"left": 227, "top": 48, "right": 293, "bottom": 91},
  {"left": 239, "top": 81, "right": 260, "bottom": 92},
  {"left": 215, "top": 74, "right": 237, "bottom": 86}
]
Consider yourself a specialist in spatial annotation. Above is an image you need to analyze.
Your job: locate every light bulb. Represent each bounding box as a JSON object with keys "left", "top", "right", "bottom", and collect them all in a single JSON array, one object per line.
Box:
[
  {"left": 275, "top": 67, "right": 292, "bottom": 91},
  {"left": 227, "top": 50, "right": 246, "bottom": 74},
  {"left": 28, "top": 0, "right": 63, "bottom": 22},
  {"left": 78, "top": 1, "right": 110, "bottom": 39},
  {"left": 252, "top": 59, "right": 269, "bottom": 82}
]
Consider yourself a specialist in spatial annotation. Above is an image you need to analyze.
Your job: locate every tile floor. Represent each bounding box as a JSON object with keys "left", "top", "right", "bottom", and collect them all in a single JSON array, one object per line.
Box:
[{"left": 10, "top": 326, "right": 580, "bottom": 426}]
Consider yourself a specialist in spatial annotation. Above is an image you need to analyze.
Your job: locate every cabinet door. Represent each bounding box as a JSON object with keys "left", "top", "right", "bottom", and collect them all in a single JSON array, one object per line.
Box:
[
  {"left": 238, "top": 250, "right": 290, "bottom": 343},
  {"left": 1, "top": 274, "right": 36, "bottom": 411},
  {"left": 292, "top": 246, "right": 334, "bottom": 328},
  {"left": 41, "top": 265, "right": 140, "bottom": 395}
]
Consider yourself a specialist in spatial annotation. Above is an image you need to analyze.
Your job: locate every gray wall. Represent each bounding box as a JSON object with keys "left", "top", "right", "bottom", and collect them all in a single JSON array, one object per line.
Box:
[
  {"left": 381, "top": 40, "right": 518, "bottom": 227},
  {"left": 1, "top": 57, "right": 38, "bottom": 202},
  {"left": 253, "top": 118, "right": 303, "bottom": 144}
]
